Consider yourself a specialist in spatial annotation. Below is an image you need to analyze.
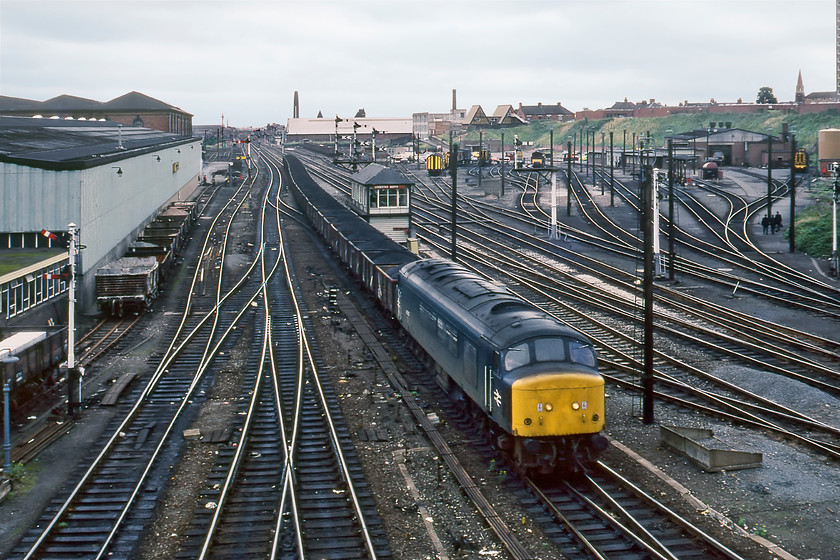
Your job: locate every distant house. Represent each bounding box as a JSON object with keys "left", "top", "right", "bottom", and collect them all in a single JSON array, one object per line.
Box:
[
  {"left": 515, "top": 102, "right": 574, "bottom": 122},
  {"left": 490, "top": 105, "right": 527, "bottom": 126},
  {"left": 804, "top": 91, "right": 840, "bottom": 103},
  {"left": 603, "top": 98, "right": 665, "bottom": 118},
  {"left": 604, "top": 98, "right": 637, "bottom": 118},
  {"left": 463, "top": 105, "right": 491, "bottom": 126}
]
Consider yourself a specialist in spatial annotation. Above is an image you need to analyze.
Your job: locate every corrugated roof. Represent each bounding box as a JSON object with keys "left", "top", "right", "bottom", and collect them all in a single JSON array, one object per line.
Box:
[{"left": 0, "top": 116, "right": 194, "bottom": 170}]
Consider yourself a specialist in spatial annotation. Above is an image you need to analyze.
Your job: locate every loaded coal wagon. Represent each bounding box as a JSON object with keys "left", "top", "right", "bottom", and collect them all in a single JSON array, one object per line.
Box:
[{"left": 95, "top": 256, "right": 159, "bottom": 316}]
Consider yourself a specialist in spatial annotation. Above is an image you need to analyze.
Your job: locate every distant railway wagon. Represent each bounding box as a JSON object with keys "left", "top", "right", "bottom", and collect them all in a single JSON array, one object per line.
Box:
[
  {"left": 143, "top": 222, "right": 187, "bottom": 253},
  {"left": 475, "top": 148, "right": 490, "bottom": 165},
  {"left": 95, "top": 256, "right": 159, "bottom": 316},
  {"left": 93, "top": 198, "right": 197, "bottom": 317},
  {"left": 701, "top": 161, "right": 721, "bottom": 180},
  {"left": 283, "top": 154, "right": 606, "bottom": 473},
  {"left": 139, "top": 200, "right": 196, "bottom": 260},
  {"left": 426, "top": 152, "right": 448, "bottom": 176},
  {"left": 0, "top": 329, "right": 65, "bottom": 400}
]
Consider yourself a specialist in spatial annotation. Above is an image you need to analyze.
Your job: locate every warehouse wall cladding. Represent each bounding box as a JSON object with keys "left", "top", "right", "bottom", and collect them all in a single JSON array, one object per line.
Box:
[{"left": 0, "top": 115, "right": 201, "bottom": 319}]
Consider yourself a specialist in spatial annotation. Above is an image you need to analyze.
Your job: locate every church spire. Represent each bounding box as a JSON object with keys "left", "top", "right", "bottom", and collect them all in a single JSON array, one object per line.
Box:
[{"left": 795, "top": 69, "right": 805, "bottom": 104}]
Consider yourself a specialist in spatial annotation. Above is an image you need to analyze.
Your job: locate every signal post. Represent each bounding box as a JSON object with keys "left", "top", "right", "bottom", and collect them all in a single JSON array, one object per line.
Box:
[
  {"left": 513, "top": 163, "right": 562, "bottom": 240},
  {"left": 41, "top": 224, "right": 84, "bottom": 415}
]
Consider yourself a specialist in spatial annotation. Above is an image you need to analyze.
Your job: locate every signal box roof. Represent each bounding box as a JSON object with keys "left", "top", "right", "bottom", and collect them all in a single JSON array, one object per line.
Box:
[{"left": 351, "top": 163, "right": 412, "bottom": 186}]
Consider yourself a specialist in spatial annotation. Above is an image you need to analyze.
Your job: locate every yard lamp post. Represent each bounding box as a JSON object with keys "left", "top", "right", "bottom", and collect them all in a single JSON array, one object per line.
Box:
[
  {"left": 1, "top": 350, "right": 20, "bottom": 475},
  {"left": 767, "top": 132, "right": 773, "bottom": 218}
]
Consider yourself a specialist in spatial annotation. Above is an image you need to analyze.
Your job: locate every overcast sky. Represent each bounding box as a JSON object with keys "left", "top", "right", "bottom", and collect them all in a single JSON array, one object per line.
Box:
[{"left": 0, "top": 0, "right": 835, "bottom": 127}]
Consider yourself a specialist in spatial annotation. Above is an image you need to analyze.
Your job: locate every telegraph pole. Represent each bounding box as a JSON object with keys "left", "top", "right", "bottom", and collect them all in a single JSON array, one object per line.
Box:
[
  {"left": 449, "top": 133, "right": 458, "bottom": 262},
  {"left": 668, "top": 139, "right": 676, "bottom": 281},
  {"left": 623, "top": 129, "right": 627, "bottom": 171},
  {"left": 40, "top": 226, "right": 82, "bottom": 415},
  {"left": 610, "top": 132, "right": 615, "bottom": 206},
  {"left": 789, "top": 136, "right": 796, "bottom": 253},
  {"left": 601, "top": 132, "right": 605, "bottom": 195},
  {"left": 567, "top": 141, "right": 572, "bottom": 217},
  {"left": 550, "top": 166, "right": 558, "bottom": 239},
  {"left": 641, "top": 164, "right": 655, "bottom": 424},
  {"left": 500, "top": 132, "right": 505, "bottom": 197}
]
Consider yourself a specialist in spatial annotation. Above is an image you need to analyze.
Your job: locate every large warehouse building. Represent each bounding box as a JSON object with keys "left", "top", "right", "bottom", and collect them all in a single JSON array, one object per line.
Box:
[{"left": 0, "top": 115, "right": 201, "bottom": 325}]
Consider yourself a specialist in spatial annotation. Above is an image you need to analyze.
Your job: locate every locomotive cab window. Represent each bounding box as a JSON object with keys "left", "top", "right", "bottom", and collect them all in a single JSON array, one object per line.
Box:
[
  {"left": 569, "top": 340, "right": 597, "bottom": 368},
  {"left": 534, "top": 337, "right": 565, "bottom": 362},
  {"left": 503, "top": 342, "right": 530, "bottom": 371}
]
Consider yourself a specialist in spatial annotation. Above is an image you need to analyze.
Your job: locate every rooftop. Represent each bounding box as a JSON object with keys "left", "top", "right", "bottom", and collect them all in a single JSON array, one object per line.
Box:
[
  {"left": 0, "top": 91, "right": 192, "bottom": 117},
  {"left": 351, "top": 163, "right": 412, "bottom": 185},
  {"left": 0, "top": 116, "right": 195, "bottom": 171},
  {"left": 0, "top": 248, "right": 66, "bottom": 285}
]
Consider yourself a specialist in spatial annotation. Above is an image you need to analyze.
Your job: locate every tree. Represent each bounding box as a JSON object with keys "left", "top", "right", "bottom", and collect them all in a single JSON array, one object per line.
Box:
[{"left": 756, "top": 86, "right": 778, "bottom": 104}]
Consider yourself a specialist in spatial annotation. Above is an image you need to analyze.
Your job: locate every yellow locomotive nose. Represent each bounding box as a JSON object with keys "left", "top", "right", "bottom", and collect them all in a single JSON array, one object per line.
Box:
[{"left": 511, "top": 372, "right": 605, "bottom": 437}]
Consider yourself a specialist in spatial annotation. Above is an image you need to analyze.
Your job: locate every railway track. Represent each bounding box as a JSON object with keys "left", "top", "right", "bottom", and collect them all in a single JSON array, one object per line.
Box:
[
  {"left": 176, "top": 151, "right": 388, "bottom": 558},
  {"left": 75, "top": 315, "right": 142, "bottom": 368},
  {"left": 326, "top": 223, "right": 748, "bottom": 559},
  {"left": 9, "top": 148, "right": 388, "bottom": 559}
]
